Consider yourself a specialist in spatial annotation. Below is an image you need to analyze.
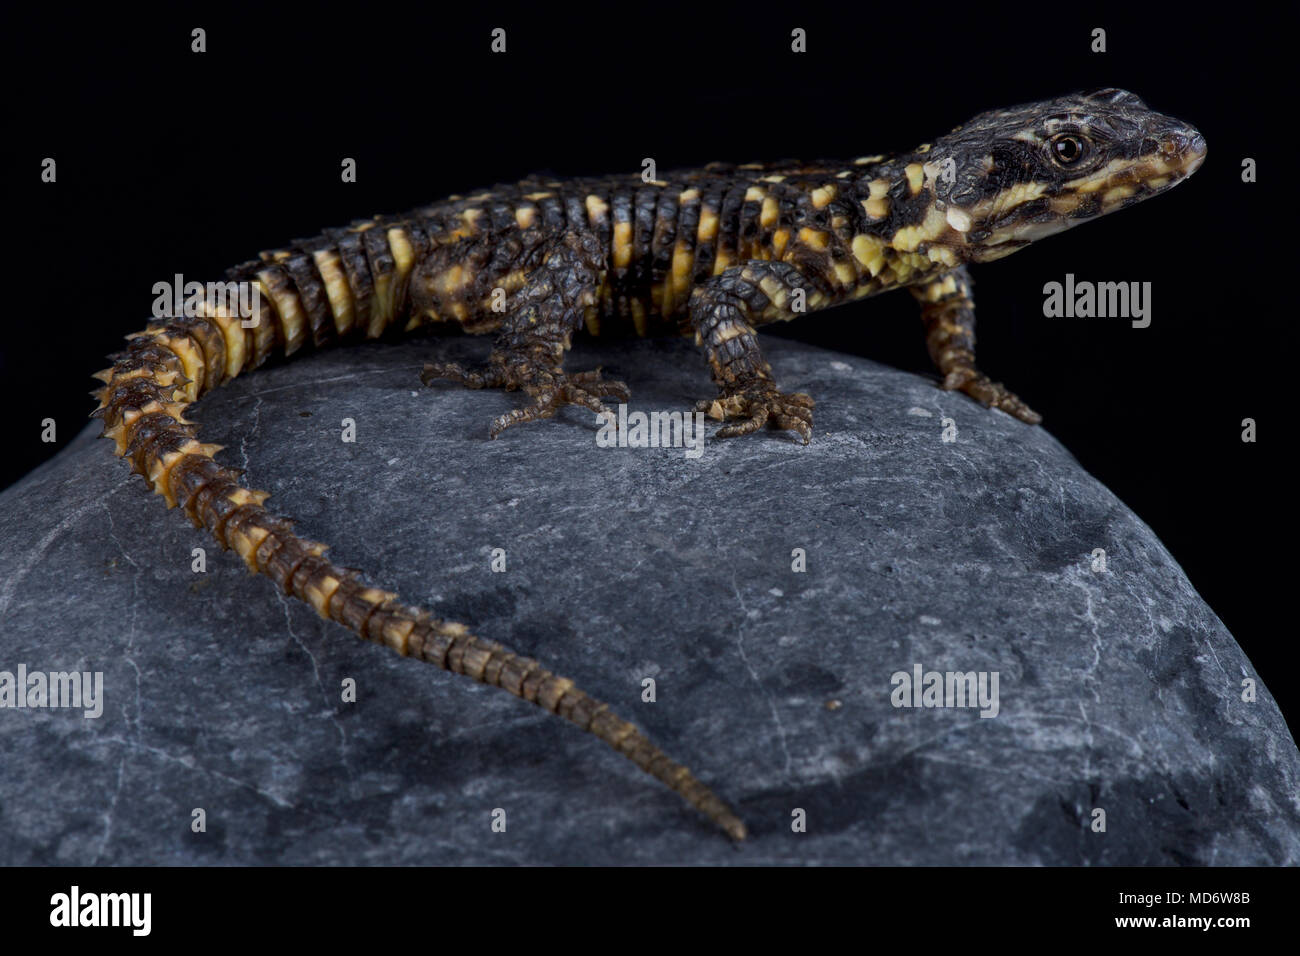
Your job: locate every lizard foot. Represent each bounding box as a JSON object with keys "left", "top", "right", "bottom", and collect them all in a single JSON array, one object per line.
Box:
[
  {"left": 941, "top": 368, "right": 1041, "bottom": 424},
  {"left": 422, "top": 360, "right": 631, "bottom": 438},
  {"left": 696, "top": 383, "right": 815, "bottom": 443}
]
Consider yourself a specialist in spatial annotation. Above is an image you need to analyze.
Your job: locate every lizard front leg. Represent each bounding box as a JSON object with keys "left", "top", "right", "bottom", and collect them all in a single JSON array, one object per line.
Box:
[
  {"left": 910, "top": 266, "right": 1041, "bottom": 424},
  {"left": 690, "top": 260, "right": 817, "bottom": 443},
  {"left": 419, "top": 230, "right": 629, "bottom": 437}
]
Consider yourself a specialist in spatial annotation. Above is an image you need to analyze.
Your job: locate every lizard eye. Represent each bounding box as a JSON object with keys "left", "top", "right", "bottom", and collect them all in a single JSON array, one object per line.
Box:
[{"left": 1049, "top": 133, "right": 1089, "bottom": 166}]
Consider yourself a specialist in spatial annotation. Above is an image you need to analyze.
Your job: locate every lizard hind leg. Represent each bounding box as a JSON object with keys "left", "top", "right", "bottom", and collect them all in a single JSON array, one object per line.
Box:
[{"left": 419, "top": 230, "right": 630, "bottom": 438}]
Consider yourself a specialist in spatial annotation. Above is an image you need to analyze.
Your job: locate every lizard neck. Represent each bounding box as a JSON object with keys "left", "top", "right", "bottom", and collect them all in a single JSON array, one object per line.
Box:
[{"left": 805, "top": 155, "right": 971, "bottom": 303}]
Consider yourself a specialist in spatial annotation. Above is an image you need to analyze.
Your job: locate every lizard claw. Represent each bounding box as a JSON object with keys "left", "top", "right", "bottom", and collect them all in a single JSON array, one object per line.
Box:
[
  {"left": 941, "top": 368, "right": 1041, "bottom": 424},
  {"left": 697, "top": 383, "right": 815, "bottom": 443}
]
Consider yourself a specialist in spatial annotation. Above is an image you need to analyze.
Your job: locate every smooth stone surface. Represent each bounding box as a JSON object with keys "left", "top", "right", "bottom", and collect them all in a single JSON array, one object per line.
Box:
[{"left": 1, "top": 335, "right": 1296, "bottom": 865}]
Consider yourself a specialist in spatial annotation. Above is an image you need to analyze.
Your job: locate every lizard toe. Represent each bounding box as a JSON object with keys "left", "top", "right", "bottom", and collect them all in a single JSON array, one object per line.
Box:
[
  {"left": 566, "top": 367, "right": 631, "bottom": 403},
  {"left": 421, "top": 361, "right": 505, "bottom": 390},
  {"left": 487, "top": 373, "right": 631, "bottom": 439}
]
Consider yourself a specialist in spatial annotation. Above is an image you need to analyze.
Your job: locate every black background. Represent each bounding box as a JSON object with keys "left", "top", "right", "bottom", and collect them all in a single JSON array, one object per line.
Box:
[{"left": 3, "top": 5, "right": 1293, "bottom": 729}]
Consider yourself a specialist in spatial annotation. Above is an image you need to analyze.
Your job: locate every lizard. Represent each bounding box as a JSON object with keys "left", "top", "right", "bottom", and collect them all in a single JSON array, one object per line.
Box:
[{"left": 91, "top": 88, "right": 1205, "bottom": 842}]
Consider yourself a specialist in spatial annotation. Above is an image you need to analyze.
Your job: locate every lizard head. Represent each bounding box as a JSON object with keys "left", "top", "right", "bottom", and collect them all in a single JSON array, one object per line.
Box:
[{"left": 923, "top": 89, "right": 1206, "bottom": 263}]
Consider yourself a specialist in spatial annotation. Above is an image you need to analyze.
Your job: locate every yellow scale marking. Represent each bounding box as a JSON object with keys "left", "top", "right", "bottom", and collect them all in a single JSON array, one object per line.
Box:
[
  {"left": 797, "top": 227, "right": 828, "bottom": 250},
  {"left": 772, "top": 228, "right": 791, "bottom": 258},
  {"left": 905, "top": 163, "right": 925, "bottom": 195},
  {"left": 312, "top": 248, "right": 355, "bottom": 337},
  {"left": 196, "top": 296, "right": 248, "bottom": 381},
  {"left": 852, "top": 234, "right": 887, "bottom": 277},
  {"left": 613, "top": 220, "right": 633, "bottom": 269},
  {"left": 256, "top": 270, "right": 307, "bottom": 358}
]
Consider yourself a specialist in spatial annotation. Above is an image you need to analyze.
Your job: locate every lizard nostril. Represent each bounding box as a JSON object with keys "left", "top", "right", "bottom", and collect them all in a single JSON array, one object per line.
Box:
[
  {"left": 1156, "top": 127, "right": 1204, "bottom": 159},
  {"left": 1153, "top": 136, "right": 1184, "bottom": 162}
]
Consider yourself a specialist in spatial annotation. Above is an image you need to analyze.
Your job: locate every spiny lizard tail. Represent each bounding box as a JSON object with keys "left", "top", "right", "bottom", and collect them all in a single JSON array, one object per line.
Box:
[{"left": 92, "top": 89, "right": 1204, "bottom": 840}]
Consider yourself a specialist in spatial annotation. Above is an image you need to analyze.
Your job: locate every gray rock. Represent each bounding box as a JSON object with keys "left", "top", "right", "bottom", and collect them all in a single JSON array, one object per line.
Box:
[{"left": 1, "top": 336, "right": 1296, "bottom": 865}]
